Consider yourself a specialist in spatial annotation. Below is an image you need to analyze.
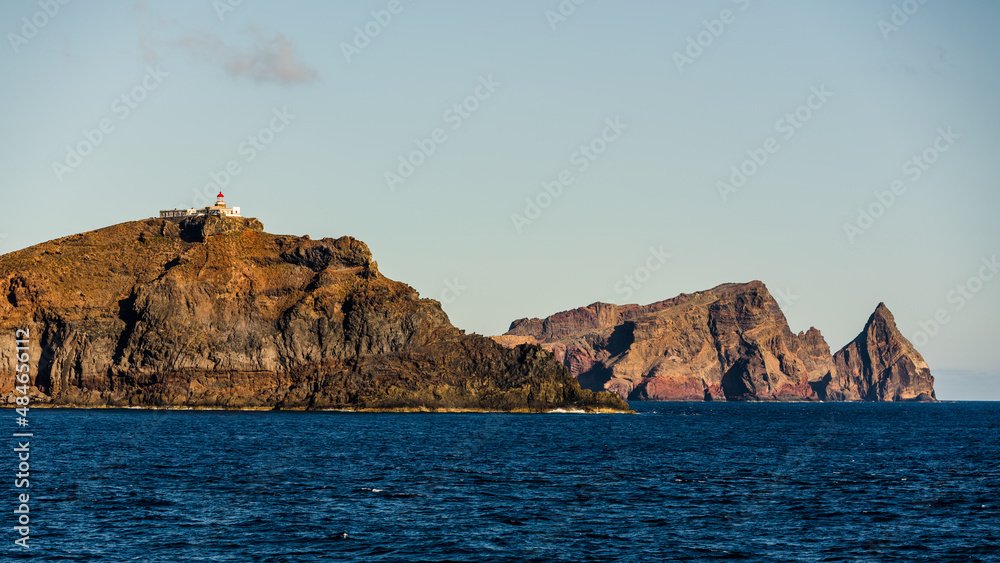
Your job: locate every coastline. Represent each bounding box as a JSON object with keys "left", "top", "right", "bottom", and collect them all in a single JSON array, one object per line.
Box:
[{"left": 1, "top": 404, "right": 636, "bottom": 414}]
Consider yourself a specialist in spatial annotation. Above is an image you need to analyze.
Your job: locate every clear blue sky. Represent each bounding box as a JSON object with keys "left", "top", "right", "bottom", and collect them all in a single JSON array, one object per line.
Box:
[{"left": 1, "top": 0, "right": 997, "bottom": 400}]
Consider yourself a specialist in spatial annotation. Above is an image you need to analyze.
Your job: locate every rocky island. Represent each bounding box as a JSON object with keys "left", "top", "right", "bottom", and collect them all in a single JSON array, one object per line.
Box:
[
  {"left": 0, "top": 216, "right": 629, "bottom": 412},
  {"left": 494, "top": 282, "right": 936, "bottom": 402}
]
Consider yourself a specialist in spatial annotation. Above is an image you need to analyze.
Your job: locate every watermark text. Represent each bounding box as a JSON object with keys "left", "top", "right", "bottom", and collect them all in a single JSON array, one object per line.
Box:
[
  {"left": 512, "top": 117, "right": 627, "bottom": 233},
  {"left": 12, "top": 329, "right": 33, "bottom": 550}
]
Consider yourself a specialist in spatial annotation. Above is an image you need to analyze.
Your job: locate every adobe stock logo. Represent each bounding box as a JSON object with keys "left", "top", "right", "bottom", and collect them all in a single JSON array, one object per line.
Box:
[
  {"left": 511, "top": 117, "right": 628, "bottom": 233},
  {"left": 190, "top": 107, "right": 296, "bottom": 208},
  {"left": 717, "top": 84, "right": 833, "bottom": 202},
  {"left": 910, "top": 254, "right": 998, "bottom": 347},
  {"left": 7, "top": 0, "right": 72, "bottom": 54},
  {"left": 773, "top": 286, "right": 800, "bottom": 309},
  {"left": 672, "top": 0, "right": 751, "bottom": 73},
  {"left": 213, "top": 0, "right": 245, "bottom": 22},
  {"left": 51, "top": 65, "right": 169, "bottom": 182},
  {"left": 439, "top": 278, "right": 466, "bottom": 305},
  {"left": 613, "top": 246, "right": 672, "bottom": 302},
  {"left": 878, "top": 0, "right": 931, "bottom": 41},
  {"left": 545, "top": 0, "right": 587, "bottom": 31},
  {"left": 340, "top": 0, "right": 415, "bottom": 64},
  {"left": 385, "top": 75, "right": 500, "bottom": 192},
  {"left": 843, "top": 127, "right": 958, "bottom": 244}
]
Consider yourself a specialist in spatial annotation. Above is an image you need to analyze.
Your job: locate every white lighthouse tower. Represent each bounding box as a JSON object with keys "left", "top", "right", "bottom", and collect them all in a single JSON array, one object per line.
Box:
[
  {"left": 209, "top": 191, "right": 240, "bottom": 217},
  {"left": 159, "top": 191, "right": 241, "bottom": 220}
]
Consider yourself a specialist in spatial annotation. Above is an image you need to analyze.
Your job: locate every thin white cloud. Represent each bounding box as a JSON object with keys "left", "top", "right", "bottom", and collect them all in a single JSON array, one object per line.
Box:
[
  {"left": 176, "top": 27, "right": 319, "bottom": 85},
  {"left": 133, "top": 1, "right": 318, "bottom": 85}
]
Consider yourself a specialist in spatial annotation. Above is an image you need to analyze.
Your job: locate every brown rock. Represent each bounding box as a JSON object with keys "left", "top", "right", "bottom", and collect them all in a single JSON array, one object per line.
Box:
[
  {"left": 496, "top": 283, "right": 936, "bottom": 402},
  {"left": 0, "top": 219, "right": 629, "bottom": 412},
  {"left": 179, "top": 214, "right": 264, "bottom": 242},
  {"left": 826, "top": 303, "right": 936, "bottom": 401}
]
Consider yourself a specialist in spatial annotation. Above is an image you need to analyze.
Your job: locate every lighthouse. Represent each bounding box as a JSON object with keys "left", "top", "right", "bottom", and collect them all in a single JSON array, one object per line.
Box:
[
  {"left": 157, "top": 191, "right": 242, "bottom": 220},
  {"left": 209, "top": 191, "right": 240, "bottom": 216}
]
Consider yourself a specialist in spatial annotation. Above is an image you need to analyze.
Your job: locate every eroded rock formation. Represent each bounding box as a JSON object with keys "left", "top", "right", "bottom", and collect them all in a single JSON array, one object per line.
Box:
[
  {"left": 826, "top": 304, "right": 936, "bottom": 401},
  {"left": 494, "top": 282, "right": 935, "bottom": 402},
  {"left": 0, "top": 219, "right": 629, "bottom": 412}
]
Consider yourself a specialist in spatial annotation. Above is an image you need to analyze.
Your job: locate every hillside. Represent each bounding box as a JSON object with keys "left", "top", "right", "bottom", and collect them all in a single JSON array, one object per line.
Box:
[{"left": 0, "top": 216, "right": 629, "bottom": 412}]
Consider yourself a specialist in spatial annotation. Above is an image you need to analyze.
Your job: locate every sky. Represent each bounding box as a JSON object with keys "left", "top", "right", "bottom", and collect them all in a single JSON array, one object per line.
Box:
[{"left": 1, "top": 0, "right": 998, "bottom": 400}]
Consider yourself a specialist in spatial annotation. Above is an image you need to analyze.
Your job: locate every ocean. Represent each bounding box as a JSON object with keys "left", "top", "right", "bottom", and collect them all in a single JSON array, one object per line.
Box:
[{"left": 8, "top": 402, "right": 998, "bottom": 562}]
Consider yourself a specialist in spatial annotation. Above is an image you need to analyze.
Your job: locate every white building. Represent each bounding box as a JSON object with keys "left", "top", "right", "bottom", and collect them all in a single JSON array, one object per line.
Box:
[{"left": 160, "top": 192, "right": 241, "bottom": 220}]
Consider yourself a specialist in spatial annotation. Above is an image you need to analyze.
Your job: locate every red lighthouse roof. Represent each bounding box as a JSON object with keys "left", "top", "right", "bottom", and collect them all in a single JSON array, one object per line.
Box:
[{"left": 217, "top": 192, "right": 224, "bottom": 198}]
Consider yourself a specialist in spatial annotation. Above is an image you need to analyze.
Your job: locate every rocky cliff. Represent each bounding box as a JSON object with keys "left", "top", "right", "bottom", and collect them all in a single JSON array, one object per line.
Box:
[
  {"left": 494, "top": 282, "right": 935, "bottom": 402},
  {"left": 0, "top": 218, "right": 629, "bottom": 412},
  {"left": 826, "top": 303, "right": 936, "bottom": 402}
]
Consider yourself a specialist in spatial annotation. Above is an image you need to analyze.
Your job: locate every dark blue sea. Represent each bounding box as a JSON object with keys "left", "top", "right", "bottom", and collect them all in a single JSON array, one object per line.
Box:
[{"left": 7, "top": 402, "right": 999, "bottom": 562}]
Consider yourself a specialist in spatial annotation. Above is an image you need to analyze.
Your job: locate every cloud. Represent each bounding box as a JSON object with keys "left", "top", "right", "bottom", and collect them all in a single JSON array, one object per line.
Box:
[
  {"left": 132, "top": 0, "right": 176, "bottom": 28},
  {"left": 878, "top": 44, "right": 949, "bottom": 77},
  {"left": 176, "top": 27, "right": 319, "bottom": 85},
  {"left": 132, "top": 1, "right": 318, "bottom": 86}
]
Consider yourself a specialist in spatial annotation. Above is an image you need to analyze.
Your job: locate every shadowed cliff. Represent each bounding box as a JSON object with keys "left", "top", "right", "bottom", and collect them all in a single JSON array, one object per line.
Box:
[{"left": 0, "top": 218, "right": 629, "bottom": 412}]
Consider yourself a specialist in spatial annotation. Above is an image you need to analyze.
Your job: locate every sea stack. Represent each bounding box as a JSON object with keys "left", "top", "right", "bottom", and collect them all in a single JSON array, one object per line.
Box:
[{"left": 826, "top": 303, "right": 936, "bottom": 402}]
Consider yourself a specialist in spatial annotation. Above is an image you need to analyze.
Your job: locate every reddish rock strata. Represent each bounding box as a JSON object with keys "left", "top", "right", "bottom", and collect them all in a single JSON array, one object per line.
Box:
[{"left": 495, "top": 282, "right": 935, "bottom": 402}]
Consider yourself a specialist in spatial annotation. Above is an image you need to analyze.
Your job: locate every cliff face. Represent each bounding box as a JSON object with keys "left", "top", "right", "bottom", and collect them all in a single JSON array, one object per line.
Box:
[
  {"left": 827, "top": 304, "right": 936, "bottom": 402},
  {"left": 495, "top": 282, "right": 934, "bottom": 402},
  {"left": 0, "top": 219, "right": 629, "bottom": 412}
]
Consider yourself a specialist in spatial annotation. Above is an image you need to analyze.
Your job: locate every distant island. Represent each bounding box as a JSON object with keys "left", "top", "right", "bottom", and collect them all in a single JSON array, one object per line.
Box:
[
  {"left": 0, "top": 214, "right": 628, "bottom": 412},
  {"left": 493, "top": 282, "right": 936, "bottom": 402}
]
